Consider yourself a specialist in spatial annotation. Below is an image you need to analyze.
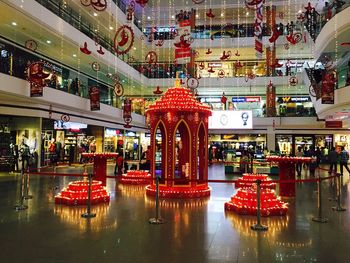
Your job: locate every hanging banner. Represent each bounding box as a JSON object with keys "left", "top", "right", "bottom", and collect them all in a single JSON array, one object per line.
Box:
[
  {"left": 266, "top": 5, "right": 276, "bottom": 36},
  {"left": 266, "top": 82, "right": 276, "bottom": 117},
  {"left": 26, "top": 61, "right": 52, "bottom": 97},
  {"left": 89, "top": 86, "right": 100, "bottom": 111},
  {"left": 123, "top": 98, "right": 132, "bottom": 128},
  {"left": 254, "top": 2, "right": 264, "bottom": 58},
  {"left": 321, "top": 72, "right": 336, "bottom": 104}
]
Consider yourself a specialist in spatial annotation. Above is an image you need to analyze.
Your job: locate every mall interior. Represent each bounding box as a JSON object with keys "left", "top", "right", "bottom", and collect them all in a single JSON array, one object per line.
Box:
[{"left": 1, "top": 0, "right": 350, "bottom": 262}]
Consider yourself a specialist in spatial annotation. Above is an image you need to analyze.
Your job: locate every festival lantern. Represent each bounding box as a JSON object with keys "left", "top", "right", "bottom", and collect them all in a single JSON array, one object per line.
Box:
[{"left": 123, "top": 98, "right": 132, "bottom": 128}]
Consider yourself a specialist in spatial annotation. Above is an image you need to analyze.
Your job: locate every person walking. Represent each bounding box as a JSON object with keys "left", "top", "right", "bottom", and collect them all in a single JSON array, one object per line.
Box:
[
  {"left": 295, "top": 146, "right": 303, "bottom": 177},
  {"left": 339, "top": 146, "right": 350, "bottom": 175},
  {"left": 328, "top": 147, "right": 338, "bottom": 174},
  {"left": 114, "top": 151, "right": 124, "bottom": 176}
]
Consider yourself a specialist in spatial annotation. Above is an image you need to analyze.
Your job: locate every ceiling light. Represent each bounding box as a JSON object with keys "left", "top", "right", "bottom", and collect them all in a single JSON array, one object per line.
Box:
[
  {"left": 246, "top": 12, "right": 249, "bottom": 16},
  {"left": 147, "top": 16, "right": 151, "bottom": 20},
  {"left": 133, "top": 47, "right": 137, "bottom": 50},
  {"left": 46, "top": 40, "right": 51, "bottom": 44},
  {"left": 138, "top": 20, "right": 141, "bottom": 23},
  {"left": 11, "top": 22, "right": 17, "bottom": 26},
  {"left": 196, "top": 14, "right": 199, "bottom": 18},
  {"left": 221, "top": 13, "right": 224, "bottom": 17},
  {"left": 109, "top": 26, "right": 114, "bottom": 30},
  {"left": 73, "top": 54, "right": 77, "bottom": 57},
  {"left": 171, "top": 15, "right": 174, "bottom": 19},
  {"left": 93, "top": 12, "right": 98, "bottom": 17},
  {"left": 94, "top": 29, "right": 98, "bottom": 32}
]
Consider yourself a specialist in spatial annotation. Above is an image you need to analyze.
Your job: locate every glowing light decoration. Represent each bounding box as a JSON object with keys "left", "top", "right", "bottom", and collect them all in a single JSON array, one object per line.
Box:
[
  {"left": 55, "top": 180, "right": 110, "bottom": 206},
  {"left": 235, "top": 173, "right": 276, "bottom": 189},
  {"left": 225, "top": 187, "right": 288, "bottom": 216},
  {"left": 119, "top": 170, "right": 151, "bottom": 184}
]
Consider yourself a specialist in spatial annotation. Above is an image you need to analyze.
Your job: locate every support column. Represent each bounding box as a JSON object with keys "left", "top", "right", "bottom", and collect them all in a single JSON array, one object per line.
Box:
[{"left": 267, "top": 126, "right": 276, "bottom": 152}]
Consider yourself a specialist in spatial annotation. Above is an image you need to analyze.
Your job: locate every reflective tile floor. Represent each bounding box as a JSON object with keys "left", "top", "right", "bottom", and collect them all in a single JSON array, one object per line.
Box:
[{"left": 0, "top": 164, "right": 350, "bottom": 263}]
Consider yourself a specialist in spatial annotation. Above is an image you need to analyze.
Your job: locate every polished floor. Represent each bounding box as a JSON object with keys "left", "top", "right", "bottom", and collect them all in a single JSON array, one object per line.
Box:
[{"left": 0, "top": 164, "right": 350, "bottom": 263}]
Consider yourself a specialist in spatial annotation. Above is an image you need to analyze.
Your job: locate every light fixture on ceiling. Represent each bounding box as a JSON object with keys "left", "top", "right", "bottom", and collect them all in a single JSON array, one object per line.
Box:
[
  {"left": 246, "top": 12, "right": 249, "bottom": 16},
  {"left": 11, "top": 22, "right": 17, "bottom": 26},
  {"left": 73, "top": 54, "right": 77, "bottom": 57},
  {"left": 93, "top": 12, "right": 98, "bottom": 17},
  {"left": 221, "top": 13, "right": 224, "bottom": 17},
  {"left": 46, "top": 40, "right": 51, "bottom": 44},
  {"left": 133, "top": 47, "right": 137, "bottom": 50},
  {"left": 147, "top": 16, "right": 151, "bottom": 20},
  {"left": 109, "top": 26, "right": 114, "bottom": 30},
  {"left": 138, "top": 20, "right": 141, "bottom": 23},
  {"left": 196, "top": 14, "right": 199, "bottom": 18},
  {"left": 171, "top": 15, "right": 175, "bottom": 19}
]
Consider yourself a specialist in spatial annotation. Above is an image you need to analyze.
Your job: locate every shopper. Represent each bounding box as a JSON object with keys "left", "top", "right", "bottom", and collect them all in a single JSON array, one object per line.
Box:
[
  {"left": 339, "top": 146, "right": 350, "bottom": 175},
  {"left": 114, "top": 151, "right": 124, "bottom": 176},
  {"left": 309, "top": 154, "right": 318, "bottom": 177},
  {"left": 328, "top": 147, "right": 338, "bottom": 174},
  {"left": 295, "top": 146, "right": 303, "bottom": 177}
]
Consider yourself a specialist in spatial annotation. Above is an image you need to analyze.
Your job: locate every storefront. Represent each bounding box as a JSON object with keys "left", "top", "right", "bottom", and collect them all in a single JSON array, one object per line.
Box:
[
  {"left": 276, "top": 96, "right": 316, "bottom": 117},
  {"left": 275, "top": 134, "right": 333, "bottom": 156},
  {"left": 104, "top": 128, "right": 124, "bottom": 153},
  {"left": 200, "top": 97, "right": 225, "bottom": 110},
  {"left": 230, "top": 96, "right": 264, "bottom": 117},
  {"left": 0, "top": 115, "right": 41, "bottom": 171},
  {"left": 334, "top": 134, "right": 350, "bottom": 152}
]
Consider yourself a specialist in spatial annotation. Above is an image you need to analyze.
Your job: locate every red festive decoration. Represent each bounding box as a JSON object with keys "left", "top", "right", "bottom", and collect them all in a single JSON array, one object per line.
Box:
[
  {"left": 218, "top": 69, "right": 226, "bottom": 78},
  {"left": 225, "top": 187, "right": 288, "bottom": 216},
  {"left": 97, "top": 46, "right": 105, "bottom": 55},
  {"left": 187, "top": 77, "right": 199, "bottom": 89},
  {"left": 192, "top": 0, "right": 205, "bottom": 3},
  {"left": 286, "top": 32, "right": 302, "bottom": 45},
  {"left": 25, "top": 61, "right": 52, "bottom": 97},
  {"left": 155, "top": 39, "right": 165, "bottom": 47},
  {"left": 153, "top": 86, "right": 163, "bottom": 95},
  {"left": 289, "top": 76, "right": 298, "bottom": 86},
  {"left": 123, "top": 98, "right": 132, "bottom": 128},
  {"left": 25, "top": 39, "right": 38, "bottom": 51},
  {"left": 135, "top": 0, "right": 148, "bottom": 7},
  {"left": 245, "top": 72, "right": 256, "bottom": 82},
  {"left": 221, "top": 92, "right": 227, "bottom": 103},
  {"left": 114, "top": 82, "right": 124, "bottom": 97},
  {"left": 235, "top": 173, "right": 276, "bottom": 189},
  {"left": 55, "top": 180, "right": 110, "bottom": 206},
  {"left": 81, "top": 0, "right": 107, "bottom": 11},
  {"left": 208, "top": 67, "right": 215, "bottom": 73},
  {"left": 198, "top": 62, "right": 205, "bottom": 70},
  {"left": 113, "top": 25, "right": 135, "bottom": 55},
  {"left": 304, "top": 2, "right": 313, "bottom": 12},
  {"left": 270, "top": 59, "right": 283, "bottom": 68},
  {"left": 146, "top": 87, "right": 212, "bottom": 198},
  {"left": 206, "top": 9, "right": 215, "bottom": 18},
  {"left": 91, "top": 61, "right": 100, "bottom": 72},
  {"left": 126, "top": 1, "right": 135, "bottom": 22},
  {"left": 174, "top": 34, "right": 192, "bottom": 49},
  {"left": 220, "top": 50, "right": 231, "bottom": 60},
  {"left": 205, "top": 48, "right": 212, "bottom": 54},
  {"left": 145, "top": 51, "right": 158, "bottom": 65},
  {"left": 269, "top": 27, "right": 281, "bottom": 43},
  {"left": 119, "top": 171, "right": 151, "bottom": 184},
  {"left": 235, "top": 50, "right": 240, "bottom": 56},
  {"left": 340, "top": 42, "right": 350, "bottom": 46},
  {"left": 80, "top": 42, "right": 91, "bottom": 55},
  {"left": 234, "top": 60, "right": 243, "bottom": 69}
]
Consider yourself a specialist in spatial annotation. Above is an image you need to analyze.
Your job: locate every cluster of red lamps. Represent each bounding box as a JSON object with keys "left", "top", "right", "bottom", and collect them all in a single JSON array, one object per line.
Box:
[
  {"left": 55, "top": 180, "right": 110, "bottom": 206},
  {"left": 119, "top": 170, "right": 151, "bottom": 184},
  {"left": 266, "top": 156, "right": 312, "bottom": 163},
  {"left": 146, "top": 87, "right": 211, "bottom": 113},
  {"left": 146, "top": 185, "right": 211, "bottom": 198},
  {"left": 225, "top": 173, "right": 288, "bottom": 216},
  {"left": 235, "top": 173, "right": 276, "bottom": 189}
]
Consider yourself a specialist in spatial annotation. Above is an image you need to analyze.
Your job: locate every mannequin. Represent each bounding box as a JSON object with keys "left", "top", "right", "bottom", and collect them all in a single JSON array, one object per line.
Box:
[
  {"left": 10, "top": 139, "right": 19, "bottom": 172},
  {"left": 20, "top": 138, "right": 30, "bottom": 171},
  {"left": 49, "top": 138, "right": 56, "bottom": 165},
  {"left": 89, "top": 139, "right": 97, "bottom": 153}
]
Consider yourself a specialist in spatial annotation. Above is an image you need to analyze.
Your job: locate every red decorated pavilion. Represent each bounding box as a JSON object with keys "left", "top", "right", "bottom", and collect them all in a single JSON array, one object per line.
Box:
[{"left": 145, "top": 86, "right": 212, "bottom": 198}]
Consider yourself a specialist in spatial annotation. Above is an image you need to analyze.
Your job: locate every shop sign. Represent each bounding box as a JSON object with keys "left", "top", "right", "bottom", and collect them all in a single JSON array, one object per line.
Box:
[
  {"left": 54, "top": 121, "right": 87, "bottom": 130},
  {"left": 105, "top": 128, "right": 121, "bottom": 136},
  {"left": 89, "top": 86, "right": 100, "bottom": 111},
  {"left": 208, "top": 62, "right": 222, "bottom": 68},
  {"left": 325, "top": 121, "right": 342, "bottom": 128},
  {"left": 209, "top": 110, "right": 253, "bottom": 129},
  {"left": 232, "top": 96, "right": 261, "bottom": 103},
  {"left": 278, "top": 96, "right": 310, "bottom": 103},
  {"left": 200, "top": 97, "right": 221, "bottom": 103}
]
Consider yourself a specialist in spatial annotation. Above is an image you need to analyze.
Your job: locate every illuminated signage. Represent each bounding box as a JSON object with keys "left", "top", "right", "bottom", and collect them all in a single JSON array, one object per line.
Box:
[
  {"left": 208, "top": 62, "right": 222, "bottom": 68},
  {"left": 278, "top": 97, "right": 310, "bottom": 103},
  {"left": 209, "top": 111, "right": 253, "bottom": 129},
  {"left": 54, "top": 121, "right": 87, "bottom": 130},
  {"left": 232, "top": 96, "right": 261, "bottom": 103}
]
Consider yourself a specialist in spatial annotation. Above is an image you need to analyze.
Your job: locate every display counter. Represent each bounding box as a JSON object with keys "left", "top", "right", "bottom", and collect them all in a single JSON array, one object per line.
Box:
[{"left": 224, "top": 158, "right": 279, "bottom": 175}]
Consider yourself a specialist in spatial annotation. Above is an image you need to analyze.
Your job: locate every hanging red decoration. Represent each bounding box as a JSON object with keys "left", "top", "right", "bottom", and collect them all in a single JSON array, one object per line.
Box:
[
  {"left": 187, "top": 77, "right": 199, "bottom": 89},
  {"left": 25, "top": 61, "right": 52, "bottom": 97},
  {"left": 173, "top": 34, "right": 192, "bottom": 49},
  {"left": 80, "top": 42, "right": 91, "bottom": 55},
  {"left": 284, "top": 43, "right": 290, "bottom": 50},
  {"left": 123, "top": 98, "right": 132, "bottom": 128},
  {"left": 205, "top": 48, "right": 212, "bottom": 54},
  {"left": 113, "top": 25, "right": 135, "bottom": 55},
  {"left": 25, "top": 39, "right": 38, "bottom": 51},
  {"left": 206, "top": 9, "right": 215, "bottom": 18},
  {"left": 221, "top": 92, "right": 227, "bottom": 104},
  {"left": 208, "top": 67, "right": 215, "bottom": 73},
  {"left": 126, "top": 1, "right": 135, "bottom": 22},
  {"left": 145, "top": 51, "right": 158, "bottom": 65},
  {"left": 286, "top": 32, "right": 302, "bottom": 45},
  {"left": 289, "top": 76, "right": 298, "bottom": 86},
  {"left": 219, "top": 51, "right": 231, "bottom": 60},
  {"left": 97, "top": 46, "right": 105, "bottom": 55},
  {"left": 192, "top": 0, "right": 205, "bottom": 3},
  {"left": 269, "top": 27, "right": 281, "bottom": 43},
  {"left": 340, "top": 42, "right": 350, "bottom": 46},
  {"left": 80, "top": 0, "right": 107, "bottom": 11},
  {"left": 235, "top": 50, "right": 240, "bottom": 56},
  {"left": 155, "top": 39, "right": 165, "bottom": 47},
  {"left": 270, "top": 59, "right": 283, "bottom": 68},
  {"left": 218, "top": 70, "right": 225, "bottom": 78},
  {"left": 135, "top": 0, "right": 148, "bottom": 7},
  {"left": 278, "top": 12, "right": 284, "bottom": 19},
  {"left": 198, "top": 62, "right": 205, "bottom": 70},
  {"left": 153, "top": 86, "right": 163, "bottom": 95},
  {"left": 245, "top": 72, "right": 256, "bottom": 82},
  {"left": 304, "top": 2, "right": 313, "bottom": 12},
  {"left": 114, "top": 82, "right": 124, "bottom": 97},
  {"left": 245, "top": 0, "right": 264, "bottom": 10},
  {"left": 234, "top": 60, "right": 243, "bottom": 69}
]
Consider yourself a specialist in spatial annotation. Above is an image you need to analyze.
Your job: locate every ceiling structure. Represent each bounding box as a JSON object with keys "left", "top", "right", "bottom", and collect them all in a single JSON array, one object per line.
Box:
[{"left": 1, "top": 0, "right": 345, "bottom": 101}]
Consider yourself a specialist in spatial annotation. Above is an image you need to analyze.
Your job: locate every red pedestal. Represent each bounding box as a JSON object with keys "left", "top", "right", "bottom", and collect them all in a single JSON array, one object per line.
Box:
[
  {"left": 279, "top": 162, "right": 296, "bottom": 197},
  {"left": 265, "top": 156, "right": 311, "bottom": 198},
  {"left": 82, "top": 153, "right": 118, "bottom": 185}
]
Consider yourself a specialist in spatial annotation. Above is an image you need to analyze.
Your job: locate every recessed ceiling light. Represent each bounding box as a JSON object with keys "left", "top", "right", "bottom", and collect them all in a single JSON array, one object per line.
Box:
[
  {"left": 46, "top": 40, "right": 51, "bottom": 44},
  {"left": 73, "top": 54, "right": 77, "bottom": 57},
  {"left": 147, "top": 16, "right": 151, "bottom": 20},
  {"left": 171, "top": 15, "right": 174, "bottom": 19},
  {"left": 221, "top": 13, "right": 224, "bottom": 17},
  {"left": 94, "top": 29, "right": 98, "bottom": 32},
  {"left": 138, "top": 20, "right": 141, "bottom": 23},
  {"left": 122, "top": 80, "right": 125, "bottom": 83},
  {"left": 11, "top": 22, "right": 17, "bottom": 26},
  {"left": 246, "top": 12, "right": 249, "bottom": 16},
  {"left": 196, "top": 14, "right": 199, "bottom": 18},
  {"left": 133, "top": 47, "right": 137, "bottom": 50},
  {"left": 93, "top": 12, "right": 98, "bottom": 17},
  {"left": 109, "top": 26, "right": 114, "bottom": 30}
]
